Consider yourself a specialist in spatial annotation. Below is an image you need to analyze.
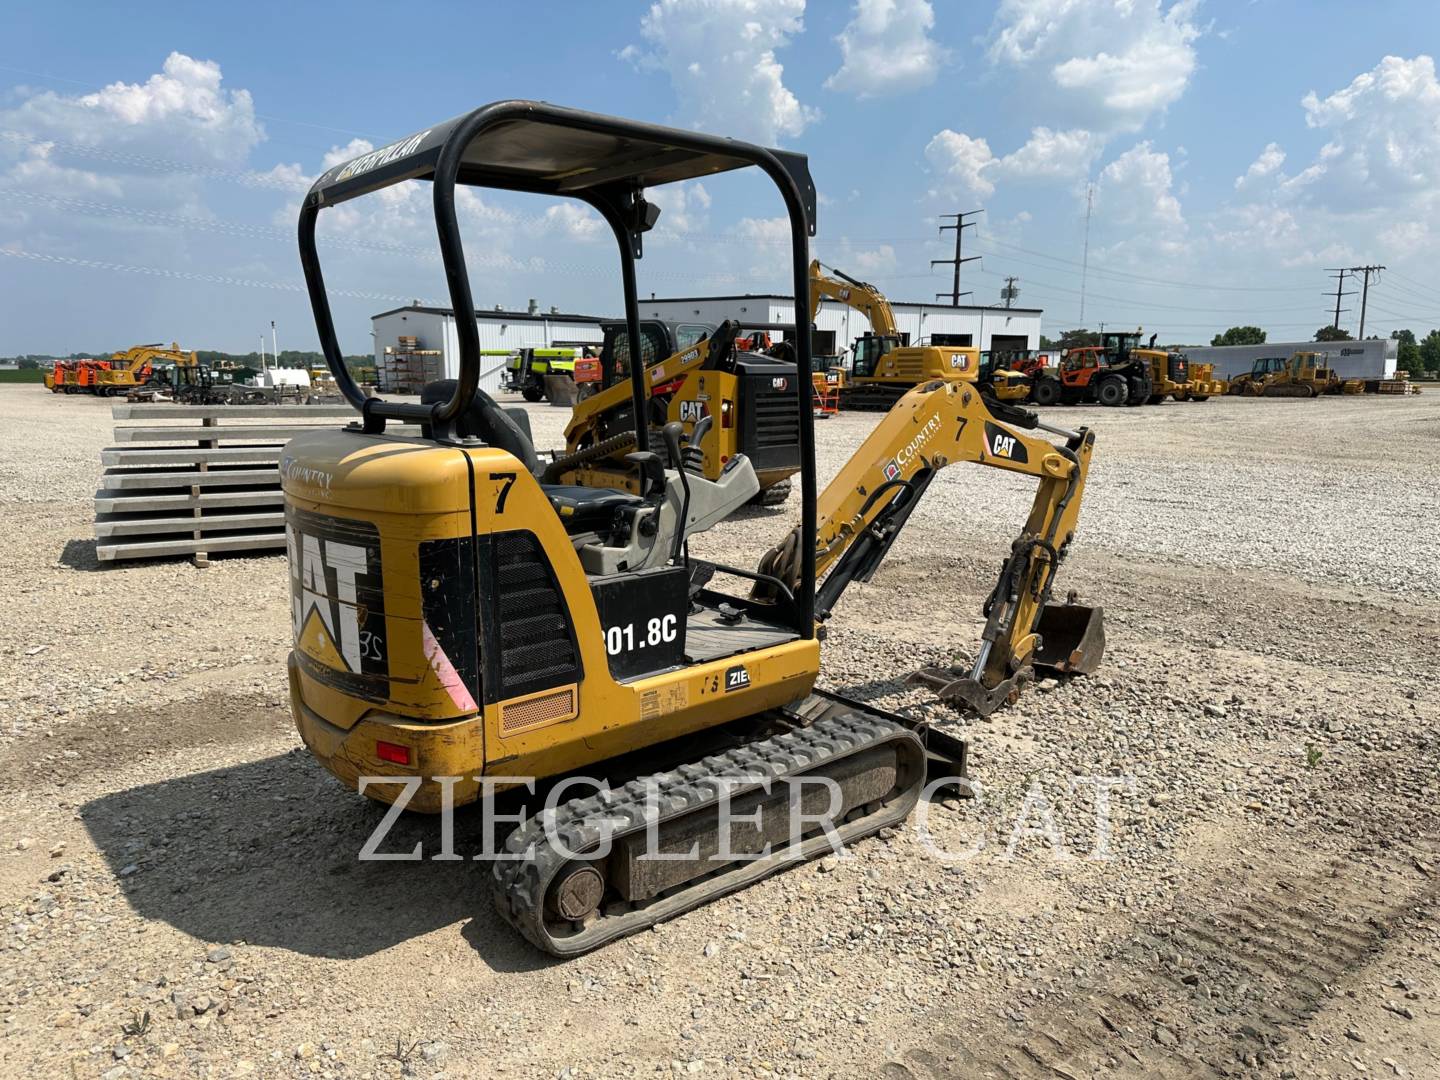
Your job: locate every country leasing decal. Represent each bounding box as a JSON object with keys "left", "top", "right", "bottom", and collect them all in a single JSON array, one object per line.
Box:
[
  {"left": 983, "top": 421, "right": 1029, "bottom": 463},
  {"left": 882, "top": 414, "right": 943, "bottom": 480}
]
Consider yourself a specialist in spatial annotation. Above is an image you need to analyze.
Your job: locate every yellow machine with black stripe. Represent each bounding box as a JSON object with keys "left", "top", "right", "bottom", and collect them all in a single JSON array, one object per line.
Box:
[{"left": 286, "top": 101, "right": 1104, "bottom": 956}]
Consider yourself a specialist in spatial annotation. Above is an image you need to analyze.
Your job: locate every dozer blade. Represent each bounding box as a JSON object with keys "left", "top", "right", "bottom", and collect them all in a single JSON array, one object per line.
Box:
[{"left": 1032, "top": 602, "right": 1105, "bottom": 676}]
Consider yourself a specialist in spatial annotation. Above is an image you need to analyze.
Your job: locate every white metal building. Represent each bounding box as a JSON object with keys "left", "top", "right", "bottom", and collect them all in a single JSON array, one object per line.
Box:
[
  {"left": 638, "top": 294, "right": 1042, "bottom": 356},
  {"left": 372, "top": 304, "right": 607, "bottom": 392},
  {"left": 1183, "top": 338, "right": 1398, "bottom": 381},
  {"left": 371, "top": 294, "right": 1044, "bottom": 391}
]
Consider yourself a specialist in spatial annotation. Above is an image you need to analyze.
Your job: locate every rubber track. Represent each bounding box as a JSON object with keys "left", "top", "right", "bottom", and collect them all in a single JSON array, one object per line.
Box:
[
  {"left": 753, "top": 477, "right": 792, "bottom": 506},
  {"left": 492, "top": 711, "right": 923, "bottom": 956},
  {"left": 884, "top": 842, "right": 1438, "bottom": 1079}
]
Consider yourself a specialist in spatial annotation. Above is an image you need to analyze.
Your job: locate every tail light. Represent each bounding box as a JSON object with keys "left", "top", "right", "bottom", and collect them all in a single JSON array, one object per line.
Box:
[
  {"left": 375, "top": 740, "right": 411, "bottom": 766},
  {"left": 721, "top": 400, "right": 734, "bottom": 428}
]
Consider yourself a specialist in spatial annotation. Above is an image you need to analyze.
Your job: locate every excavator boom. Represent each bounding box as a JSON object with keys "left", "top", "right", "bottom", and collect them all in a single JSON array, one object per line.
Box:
[
  {"left": 809, "top": 259, "right": 900, "bottom": 336},
  {"left": 757, "top": 380, "right": 1103, "bottom": 713}
]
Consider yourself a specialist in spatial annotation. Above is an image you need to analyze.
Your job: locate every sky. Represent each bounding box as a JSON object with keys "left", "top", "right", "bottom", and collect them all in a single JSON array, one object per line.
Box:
[{"left": 3, "top": 0, "right": 1440, "bottom": 355}]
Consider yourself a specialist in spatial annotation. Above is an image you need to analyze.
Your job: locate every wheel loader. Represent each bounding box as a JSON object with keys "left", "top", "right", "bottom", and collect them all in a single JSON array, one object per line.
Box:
[{"left": 285, "top": 100, "right": 1104, "bottom": 956}]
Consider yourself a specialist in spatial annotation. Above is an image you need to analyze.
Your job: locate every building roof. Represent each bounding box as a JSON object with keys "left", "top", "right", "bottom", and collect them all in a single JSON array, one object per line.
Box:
[
  {"left": 372, "top": 304, "right": 610, "bottom": 324},
  {"left": 643, "top": 293, "right": 1042, "bottom": 315},
  {"left": 373, "top": 297, "right": 1043, "bottom": 323}
]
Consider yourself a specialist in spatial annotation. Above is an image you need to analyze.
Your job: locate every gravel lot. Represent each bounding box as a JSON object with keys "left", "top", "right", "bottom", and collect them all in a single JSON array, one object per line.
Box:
[{"left": 1, "top": 384, "right": 1438, "bottom": 1079}]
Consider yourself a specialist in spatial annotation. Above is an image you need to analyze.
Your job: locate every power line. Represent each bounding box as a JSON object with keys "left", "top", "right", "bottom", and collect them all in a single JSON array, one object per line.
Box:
[
  {"left": 931, "top": 210, "right": 982, "bottom": 305},
  {"left": 1325, "top": 268, "right": 1355, "bottom": 332},
  {"left": 1349, "top": 264, "right": 1385, "bottom": 339}
]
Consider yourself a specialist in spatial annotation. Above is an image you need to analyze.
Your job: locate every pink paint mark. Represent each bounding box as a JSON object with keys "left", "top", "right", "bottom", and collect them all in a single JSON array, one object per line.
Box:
[{"left": 422, "top": 620, "right": 479, "bottom": 714}]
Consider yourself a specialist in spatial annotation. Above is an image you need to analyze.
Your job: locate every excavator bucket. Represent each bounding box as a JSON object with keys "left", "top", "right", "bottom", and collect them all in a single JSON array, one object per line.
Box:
[
  {"left": 908, "top": 602, "right": 1105, "bottom": 715},
  {"left": 1032, "top": 602, "right": 1105, "bottom": 676}
]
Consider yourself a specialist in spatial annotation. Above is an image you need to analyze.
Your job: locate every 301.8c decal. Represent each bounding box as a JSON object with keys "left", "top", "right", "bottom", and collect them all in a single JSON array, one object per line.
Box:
[{"left": 605, "top": 614, "right": 678, "bottom": 656}]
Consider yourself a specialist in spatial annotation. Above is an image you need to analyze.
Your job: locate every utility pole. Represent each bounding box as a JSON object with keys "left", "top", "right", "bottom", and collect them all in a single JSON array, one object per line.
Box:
[
  {"left": 271, "top": 320, "right": 279, "bottom": 367},
  {"left": 931, "top": 210, "right": 982, "bottom": 306},
  {"left": 1325, "top": 268, "right": 1355, "bottom": 332},
  {"left": 1080, "top": 184, "right": 1094, "bottom": 323},
  {"left": 1349, "top": 264, "right": 1385, "bottom": 338},
  {"left": 1001, "top": 276, "right": 1019, "bottom": 309}
]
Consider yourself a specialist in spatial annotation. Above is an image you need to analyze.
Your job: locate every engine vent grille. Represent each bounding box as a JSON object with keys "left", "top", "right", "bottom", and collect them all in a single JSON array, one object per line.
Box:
[
  {"left": 500, "top": 685, "right": 577, "bottom": 736},
  {"left": 492, "top": 532, "right": 580, "bottom": 700}
]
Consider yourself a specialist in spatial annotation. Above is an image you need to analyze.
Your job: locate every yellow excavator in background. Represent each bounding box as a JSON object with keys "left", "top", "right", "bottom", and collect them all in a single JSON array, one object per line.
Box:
[
  {"left": 810, "top": 260, "right": 991, "bottom": 410},
  {"left": 94, "top": 342, "right": 195, "bottom": 397},
  {"left": 283, "top": 101, "right": 1103, "bottom": 957}
]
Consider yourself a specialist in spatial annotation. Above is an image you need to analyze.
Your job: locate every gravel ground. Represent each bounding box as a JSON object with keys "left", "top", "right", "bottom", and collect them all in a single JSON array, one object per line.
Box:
[{"left": 1, "top": 384, "right": 1438, "bottom": 1079}]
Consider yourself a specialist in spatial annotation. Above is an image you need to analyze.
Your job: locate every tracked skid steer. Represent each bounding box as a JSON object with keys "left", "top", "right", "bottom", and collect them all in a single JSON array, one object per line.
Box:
[{"left": 285, "top": 101, "right": 1104, "bottom": 956}]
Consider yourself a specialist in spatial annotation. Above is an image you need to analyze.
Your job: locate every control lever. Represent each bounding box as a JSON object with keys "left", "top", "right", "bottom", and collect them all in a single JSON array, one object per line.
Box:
[
  {"left": 661, "top": 422, "right": 691, "bottom": 565},
  {"left": 684, "top": 414, "right": 712, "bottom": 473},
  {"left": 623, "top": 451, "right": 665, "bottom": 499}
]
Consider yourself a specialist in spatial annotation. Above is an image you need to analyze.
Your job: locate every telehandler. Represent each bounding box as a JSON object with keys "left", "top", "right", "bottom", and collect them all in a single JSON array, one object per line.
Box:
[{"left": 285, "top": 101, "right": 1103, "bottom": 955}]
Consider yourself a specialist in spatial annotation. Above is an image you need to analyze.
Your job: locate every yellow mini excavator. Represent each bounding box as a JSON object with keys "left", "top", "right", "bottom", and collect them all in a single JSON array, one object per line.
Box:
[
  {"left": 284, "top": 101, "right": 1104, "bottom": 956},
  {"left": 810, "top": 260, "right": 985, "bottom": 410}
]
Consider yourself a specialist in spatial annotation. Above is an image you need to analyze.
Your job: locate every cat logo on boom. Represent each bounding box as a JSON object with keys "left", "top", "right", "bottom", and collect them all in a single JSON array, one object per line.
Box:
[{"left": 983, "top": 421, "right": 1029, "bottom": 463}]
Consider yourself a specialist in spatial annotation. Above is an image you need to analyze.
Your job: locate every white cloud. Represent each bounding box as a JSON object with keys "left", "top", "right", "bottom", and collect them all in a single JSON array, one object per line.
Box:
[
  {"left": 845, "top": 243, "right": 897, "bottom": 274},
  {"left": 825, "top": 0, "right": 949, "bottom": 98},
  {"left": 0, "top": 53, "right": 268, "bottom": 263},
  {"left": 1234, "top": 141, "right": 1285, "bottom": 190},
  {"left": 648, "top": 180, "right": 712, "bottom": 240},
  {"left": 925, "top": 126, "right": 1099, "bottom": 200},
  {"left": 322, "top": 138, "right": 373, "bottom": 171},
  {"left": 925, "top": 130, "right": 998, "bottom": 199},
  {"left": 1291, "top": 55, "right": 1440, "bottom": 206},
  {"left": 987, "top": 0, "right": 1202, "bottom": 135},
  {"left": 1095, "top": 141, "right": 1186, "bottom": 255},
  {"left": 622, "top": 0, "right": 819, "bottom": 144},
  {"left": 997, "top": 126, "right": 1102, "bottom": 180},
  {"left": 543, "top": 202, "right": 606, "bottom": 242},
  {"left": 2, "top": 52, "right": 264, "bottom": 168},
  {"left": 1216, "top": 55, "right": 1440, "bottom": 270}
]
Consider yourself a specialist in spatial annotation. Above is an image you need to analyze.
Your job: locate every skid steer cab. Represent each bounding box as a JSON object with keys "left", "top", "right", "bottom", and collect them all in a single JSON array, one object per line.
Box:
[
  {"left": 288, "top": 100, "right": 1100, "bottom": 956},
  {"left": 554, "top": 318, "right": 802, "bottom": 507}
]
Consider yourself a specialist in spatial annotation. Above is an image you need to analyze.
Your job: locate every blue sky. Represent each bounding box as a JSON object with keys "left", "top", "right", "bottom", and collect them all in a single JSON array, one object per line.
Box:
[{"left": 3, "top": 0, "right": 1440, "bottom": 354}]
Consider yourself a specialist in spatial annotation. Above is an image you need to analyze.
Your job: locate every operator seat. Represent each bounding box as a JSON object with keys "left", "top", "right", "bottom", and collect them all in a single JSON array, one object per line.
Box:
[
  {"left": 421, "top": 379, "right": 646, "bottom": 538},
  {"left": 541, "top": 484, "right": 644, "bottom": 534}
]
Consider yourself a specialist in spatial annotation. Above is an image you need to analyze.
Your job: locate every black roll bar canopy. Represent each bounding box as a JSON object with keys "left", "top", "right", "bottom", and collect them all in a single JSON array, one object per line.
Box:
[{"left": 297, "top": 100, "right": 819, "bottom": 637}]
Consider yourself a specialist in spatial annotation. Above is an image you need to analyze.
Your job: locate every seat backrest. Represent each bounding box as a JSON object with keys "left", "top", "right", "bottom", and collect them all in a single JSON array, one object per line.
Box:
[{"left": 420, "top": 380, "right": 541, "bottom": 474}]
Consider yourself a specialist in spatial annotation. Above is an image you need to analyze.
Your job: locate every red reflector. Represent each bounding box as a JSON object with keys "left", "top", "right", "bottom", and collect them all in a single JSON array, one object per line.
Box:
[{"left": 375, "top": 740, "right": 410, "bottom": 765}]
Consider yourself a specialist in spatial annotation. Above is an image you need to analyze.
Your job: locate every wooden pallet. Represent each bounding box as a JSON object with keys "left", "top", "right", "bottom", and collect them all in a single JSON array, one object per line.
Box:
[{"left": 95, "top": 403, "right": 409, "bottom": 565}]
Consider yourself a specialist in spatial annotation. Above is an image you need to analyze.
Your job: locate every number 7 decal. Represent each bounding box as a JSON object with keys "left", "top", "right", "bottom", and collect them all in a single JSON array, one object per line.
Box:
[{"left": 490, "top": 472, "right": 517, "bottom": 513}]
